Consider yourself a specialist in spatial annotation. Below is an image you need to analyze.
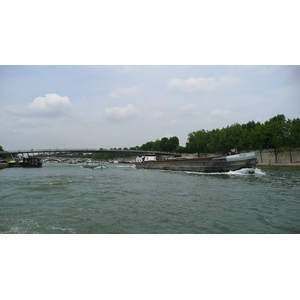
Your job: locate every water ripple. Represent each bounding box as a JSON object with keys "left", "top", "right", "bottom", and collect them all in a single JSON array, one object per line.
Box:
[{"left": 0, "top": 164, "right": 299, "bottom": 233}]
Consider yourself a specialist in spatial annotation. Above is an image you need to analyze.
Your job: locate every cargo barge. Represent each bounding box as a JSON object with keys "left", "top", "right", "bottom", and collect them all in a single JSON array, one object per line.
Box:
[{"left": 135, "top": 151, "right": 260, "bottom": 173}]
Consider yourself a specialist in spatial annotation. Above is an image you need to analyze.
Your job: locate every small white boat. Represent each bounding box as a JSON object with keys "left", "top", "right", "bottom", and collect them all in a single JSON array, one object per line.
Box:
[{"left": 83, "top": 160, "right": 108, "bottom": 169}]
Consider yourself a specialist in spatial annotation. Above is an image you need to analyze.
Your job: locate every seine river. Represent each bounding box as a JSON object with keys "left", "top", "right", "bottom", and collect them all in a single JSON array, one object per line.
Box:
[{"left": 1, "top": 163, "right": 300, "bottom": 234}]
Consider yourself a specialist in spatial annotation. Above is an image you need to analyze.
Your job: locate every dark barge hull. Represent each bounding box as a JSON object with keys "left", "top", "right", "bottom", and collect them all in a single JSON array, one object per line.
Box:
[
  {"left": 8, "top": 157, "right": 42, "bottom": 168},
  {"left": 135, "top": 151, "right": 259, "bottom": 173},
  {"left": 21, "top": 157, "right": 42, "bottom": 167}
]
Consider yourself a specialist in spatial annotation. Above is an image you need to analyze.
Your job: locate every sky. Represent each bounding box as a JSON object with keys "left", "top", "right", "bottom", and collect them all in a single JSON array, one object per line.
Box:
[
  {"left": 1, "top": 1, "right": 299, "bottom": 152},
  {"left": 0, "top": 65, "right": 299, "bottom": 151}
]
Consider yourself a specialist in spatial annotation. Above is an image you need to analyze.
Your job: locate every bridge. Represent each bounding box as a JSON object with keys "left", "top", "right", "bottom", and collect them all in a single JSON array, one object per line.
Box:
[{"left": 0, "top": 148, "right": 181, "bottom": 157}]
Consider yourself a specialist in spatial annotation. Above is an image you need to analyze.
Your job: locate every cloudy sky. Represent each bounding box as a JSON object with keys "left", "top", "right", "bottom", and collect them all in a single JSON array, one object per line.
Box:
[
  {"left": 1, "top": 65, "right": 299, "bottom": 151},
  {"left": 1, "top": 1, "right": 299, "bottom": 151}
]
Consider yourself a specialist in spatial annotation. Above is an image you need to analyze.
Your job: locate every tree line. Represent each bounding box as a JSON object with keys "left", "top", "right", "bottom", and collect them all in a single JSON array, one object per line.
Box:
[
  {"left": 186, "top": 114, "right": 300, "bottom": 157},
  {"left": 135, "top": 114, "right": 300, "bottom": 160},
  {"left": 138, "top": 136, "right": 181, "bottom": 152}
]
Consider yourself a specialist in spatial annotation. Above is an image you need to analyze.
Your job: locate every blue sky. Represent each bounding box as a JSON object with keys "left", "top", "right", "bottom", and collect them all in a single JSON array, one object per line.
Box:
[{"left": 1, "top": 65, "right": 299, "bottom": 150}]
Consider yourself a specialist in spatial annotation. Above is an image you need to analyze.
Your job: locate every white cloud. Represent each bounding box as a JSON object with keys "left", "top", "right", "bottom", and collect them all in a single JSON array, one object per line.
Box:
[
  {"left": 104, "top": 104, "right": 139, "bottom": 121},
  {"left": 179, "top": 103, "right": 195, "bottom": 115},
  {"left": 151, "top": 112, "right": 163, "bottom": 119},
  {"left": 7, "top": 93, "right": 74, "bottom": 118},
  {"left": 110, "top": 84, "right": 143, "bottom": 99},
  {"left": 203, "top": 109, "right": 236, "bottom": 127},
  {"left": 15, "top": 118, "right": 37, "bottom": 127},
  {"left": 166, "top": 119, "right": 178, "bottom": 126},
  {"left": 167, "top": 75, "right": 239, "bottom": 93},
  {"left": 210, "top": 109, "right": 233, "bottom": 117}
]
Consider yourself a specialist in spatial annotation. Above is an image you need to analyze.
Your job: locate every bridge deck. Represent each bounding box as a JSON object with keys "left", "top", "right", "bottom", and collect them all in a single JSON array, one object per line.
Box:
[{"left": 0, "top": 148, "right": 181, "bottom": 157}]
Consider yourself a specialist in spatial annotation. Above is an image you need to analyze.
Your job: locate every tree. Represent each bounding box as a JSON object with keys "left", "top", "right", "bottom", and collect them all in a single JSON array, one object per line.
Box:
[
  {"left": 175, "top": 145, "right": 186, "bottom": 153},
  {"left": 139, "top": 115, "right": 299, "bottom": 157},
  {"left": 241, "top": 121, "right": 261, "bottom": 150},
  {"left": 290, "top": 118, "right": 300, "bottom": 148},
  {"left": 264, "top": 114, "right": 287, "bottom": 162},
  {"left": 224, "top": 123, "right": 244, "bottom": 153},
  {"left": 139, "top": 136, "right": 180, "bottom": 152},
  {"left": 130, "top": 146, "right": 139, "bottom": 150},
  {"left": 160, "top": 137, "right": 169, "bottom": 152},
  {"left": 166, "top": 136, "right": 179, "bottom": 152},
  {"left": 186, "top": 130, "right": 209, "bottom": 156},
  {"left": 285, "top": 118, "right": 300, "bottom": 162},
  {"left": 91, "top": 153, "right": 113, "bottom": 160},
  {"left": 0, "top": 145, "right": 9, "bottom": 159},
  {"left": 206, "top": 129, "right": 220, "bottom": 153}
]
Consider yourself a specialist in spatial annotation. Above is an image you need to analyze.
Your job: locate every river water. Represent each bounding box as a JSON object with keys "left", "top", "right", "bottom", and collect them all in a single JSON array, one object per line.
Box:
[{"left": 1, "top": 163, "right": 300, "bottom": 234}]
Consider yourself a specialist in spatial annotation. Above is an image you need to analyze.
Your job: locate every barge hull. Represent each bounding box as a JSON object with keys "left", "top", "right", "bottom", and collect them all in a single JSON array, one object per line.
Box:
[{"left": 135, "top": 151, "right": 259, "bottom": 173}]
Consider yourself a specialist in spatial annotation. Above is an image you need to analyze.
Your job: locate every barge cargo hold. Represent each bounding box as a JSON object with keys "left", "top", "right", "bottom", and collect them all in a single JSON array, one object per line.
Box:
[{"left": 135, "top": 151, "right": 260, "bottom": 173}]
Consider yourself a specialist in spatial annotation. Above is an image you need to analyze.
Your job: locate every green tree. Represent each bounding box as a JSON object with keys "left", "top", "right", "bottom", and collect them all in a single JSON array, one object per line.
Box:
[
  {"left": 152, "top": 139, "right": 161, "bottom": 151},
  {"left": 225, "top": 123, "right": 244, "bottom": 153},
  {"left": 140, "top": 141, "right": 156, "bottom": 151},
  {"left": 0, "top": 145, "right": 10, "bottom": 159},
  {"left": 138, "top": 115, "right": 299, "bottom": 158},
  {"left": 130, "top": 146, "right": 139, "bottom": 150},
  {"left": 160, "top": 137, "right": 169, "bottom": 152},
  {"left": 175, "top": 145, "right": 186, "bottom": 153},
  {"left": 290, "top": 118, "right": 300, "bottom": 148},
  {"left": 186, "top": 130, "right": 209, "bottom": 156},
  {"left": 241, "top": 121, "right": 260, "bottom": 150},
  {"left": 166, "top": 136, "right": 179, "bottom": 152},
  {"left": 91, "top": 153, "right": 113, "bottom": 160},
  {"left": 285, "top": 118, "right": 300, "bottom": 162},
  {"left": 139, "top": 136, "right": 180, "bottom": 152},
  {"left": 264, "top": 114, "right": 287, "bottom": 162},
  {"left": 206, "top": 129, "right": 220, "bottom": 153}
]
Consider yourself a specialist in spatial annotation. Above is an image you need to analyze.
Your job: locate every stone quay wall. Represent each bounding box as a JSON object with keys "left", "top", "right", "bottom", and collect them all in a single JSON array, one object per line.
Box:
[{"left": 258, "top": 149, "right": 300, "bottom": 163}]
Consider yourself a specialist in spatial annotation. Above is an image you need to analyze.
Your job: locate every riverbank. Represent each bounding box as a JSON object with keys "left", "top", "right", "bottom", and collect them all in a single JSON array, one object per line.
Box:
[
  {"left": 258, "top": 149, "right": 300, "bottom": 164},
  {"left": 0, "top": 163, "right": 8, "bottom": 170},
  {"left": 257, "top": 162, "right": 300, "bottom": 167}
]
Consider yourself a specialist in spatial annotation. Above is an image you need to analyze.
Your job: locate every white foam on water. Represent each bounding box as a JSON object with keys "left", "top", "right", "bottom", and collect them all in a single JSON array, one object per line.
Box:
[
  {"left": 253, "top": 168, "right": 266, "bottom": 175},
  {"left": 116, "top": 164, "right": 135, "bottom": 168},
  {"left": 225, "top": 168, "right": 266, "bottom": 175},
  {"left": 186, "top": 168, "right": 266, "bottom": 176},
  {"left": 47, "top": 225, "right": 75, "bottom": 233},
  {"left": 186, "top": 171, "right": 225, "bottom": 175},
  {"left": 228, "top": 168, "right": 255, "bottom": 175},
  {"left": 8, "top": 226, "right": 22, "bottom": 233}
]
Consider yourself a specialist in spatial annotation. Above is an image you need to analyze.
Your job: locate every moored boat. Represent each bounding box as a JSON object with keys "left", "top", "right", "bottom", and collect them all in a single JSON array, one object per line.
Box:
[
  {"left": 8, "top": 157, "right": 42, "bottom": 168},
  {"left": 23, "top": 157, "right": 42, "bottom": 167},
  {"left": 135, "top": 151, "right": 260, "bottom": 173}
]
